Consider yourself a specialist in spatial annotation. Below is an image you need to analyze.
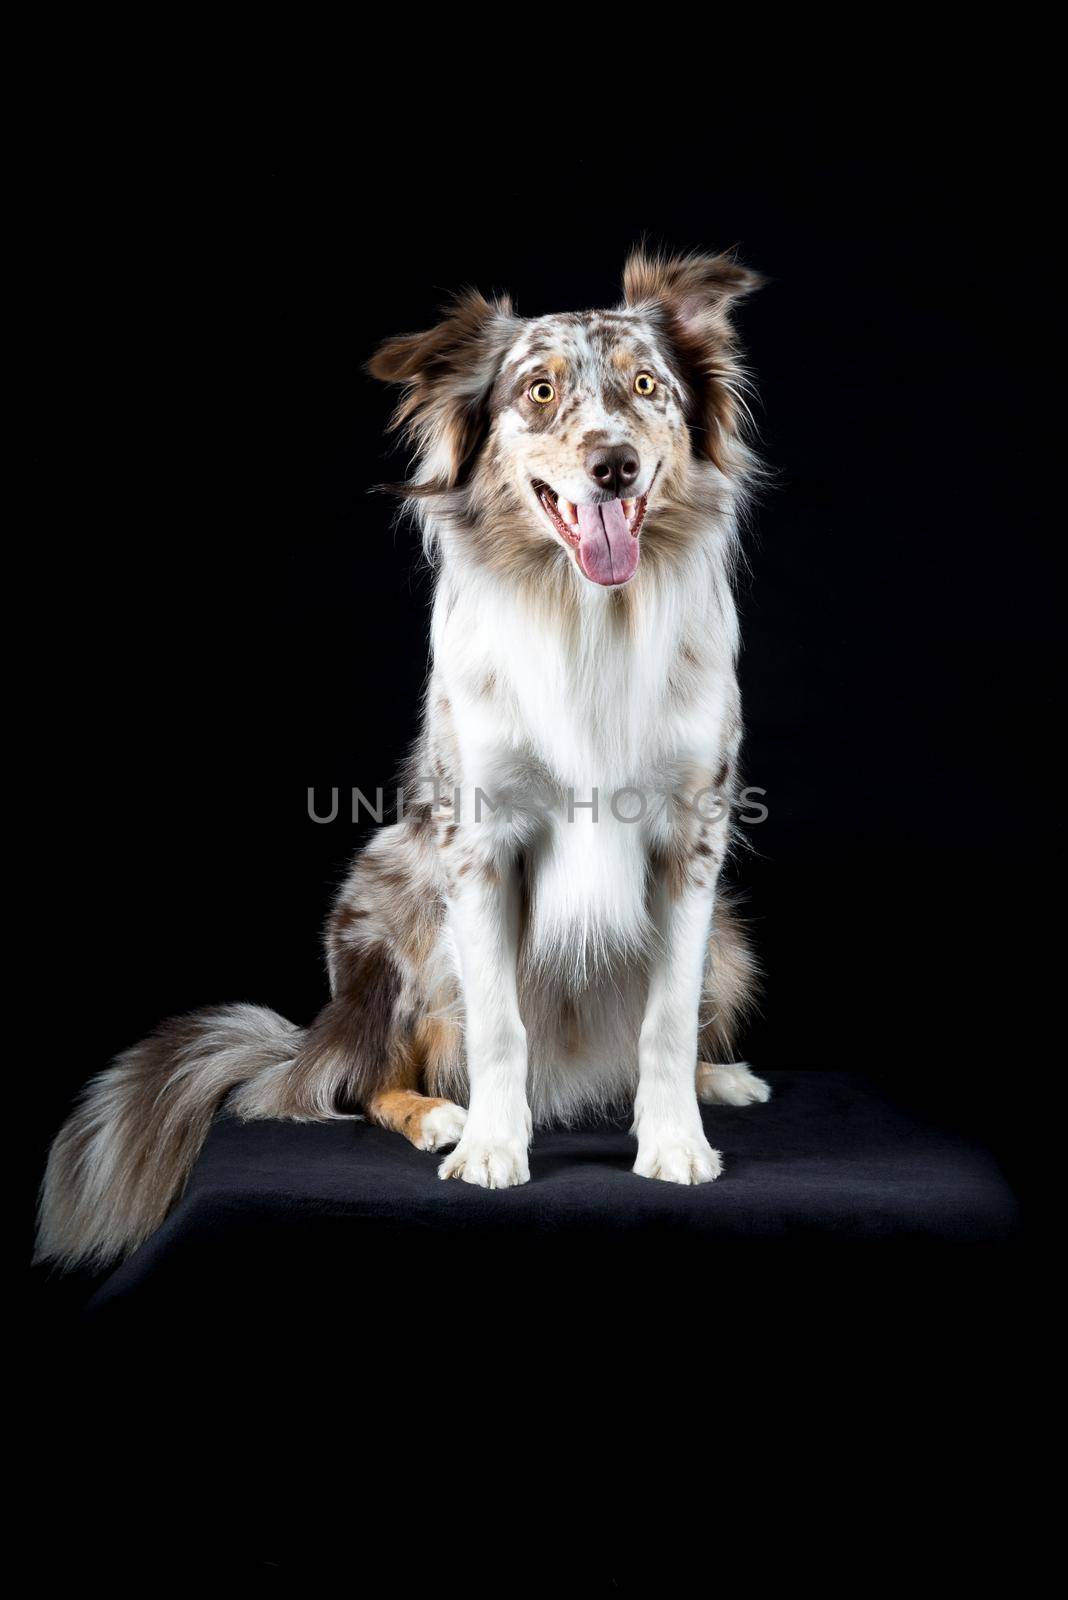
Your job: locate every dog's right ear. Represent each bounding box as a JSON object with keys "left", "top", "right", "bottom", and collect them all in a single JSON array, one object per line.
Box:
[{"left": 368, "top": 289, "right": 518, "bottom": 494}]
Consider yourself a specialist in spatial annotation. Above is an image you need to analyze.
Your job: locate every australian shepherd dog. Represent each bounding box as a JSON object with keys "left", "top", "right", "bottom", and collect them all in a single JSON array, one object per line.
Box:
[{"left": 37, "top": 249, "right": 773, "bottom": 1272}]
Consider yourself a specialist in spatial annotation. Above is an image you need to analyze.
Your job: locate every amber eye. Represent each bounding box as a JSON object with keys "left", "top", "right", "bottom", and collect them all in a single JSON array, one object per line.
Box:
[
  {"left": 528, "top": 380, "right": 556, "bottom": 405},
  {"left": 634, "top": 372, "right": 657, "bottom": 396}
]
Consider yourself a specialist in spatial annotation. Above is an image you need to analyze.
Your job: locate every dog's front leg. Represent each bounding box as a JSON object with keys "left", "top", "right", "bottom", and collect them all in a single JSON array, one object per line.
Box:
[
  {"left": 438, "top": 849, "right": 531, "bottom": 1188},
  {"left": 633, "top": 814, "right": 728, "bottom": 1186}
]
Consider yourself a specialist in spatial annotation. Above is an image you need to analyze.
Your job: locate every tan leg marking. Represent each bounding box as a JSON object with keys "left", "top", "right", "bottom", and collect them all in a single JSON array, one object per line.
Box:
[{"left": 364, "top": 1088, "right": 468, "bottom": 1152}]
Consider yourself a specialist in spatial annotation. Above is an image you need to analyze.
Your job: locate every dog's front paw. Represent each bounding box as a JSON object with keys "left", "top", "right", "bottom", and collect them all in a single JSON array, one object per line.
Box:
[
  {"left": 439, "top": 1135, "right": 530, "bottom": 1189},
  {"left": 633, "top": 1132, "right": 723, "bottom": 1185}
]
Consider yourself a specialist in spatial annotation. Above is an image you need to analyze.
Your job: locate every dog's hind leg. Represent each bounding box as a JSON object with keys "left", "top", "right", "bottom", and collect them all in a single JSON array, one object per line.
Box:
[
  {"left": 268, "top": 963, "right": 469, "bottom": 1153},
  {"left": 364, "top": 1027, "right": 467, "bottom": 1153},
  {"left": 247, "top": 819, "right": 468, "bottom": 1156},
  {"left": 696, "top": 898, "right": 769, "bottom": 1106},
  {"left": 365, "top": 1088, "right": 467, "bottom": 1151}
]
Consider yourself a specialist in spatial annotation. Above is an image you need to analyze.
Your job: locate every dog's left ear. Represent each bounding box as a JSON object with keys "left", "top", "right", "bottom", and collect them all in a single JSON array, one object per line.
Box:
[
  {"left": 369, "top": 289, "right": 519, "bottom": 495},
  {"left": 622, "top": 249, "right": 763, "bottom": 471}
]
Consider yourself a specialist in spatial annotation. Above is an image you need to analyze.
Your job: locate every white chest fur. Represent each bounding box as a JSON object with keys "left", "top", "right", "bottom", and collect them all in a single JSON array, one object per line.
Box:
[{"left": 431, "top": 545, "right": 739, "bottom": 980}]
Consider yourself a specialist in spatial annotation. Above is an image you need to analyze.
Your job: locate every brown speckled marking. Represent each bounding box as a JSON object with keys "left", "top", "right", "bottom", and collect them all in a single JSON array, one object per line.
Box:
[
  {"left": 404, "top": 898, "right": 442, "bottom": 969},
  {"left": 519, "top": 395, "right": 560, "bottom": 435},
  {"left": 559, "top": 997, "right": 582, "bottom": 1058},
  {"left": 596, "top": 382, "right": 628, "bottom": 418},
  {"left": 333, "top": 903, "right": 369, "bottom": 937},
  {"left": 408, "top": 802, "right": 434, "bottom": 838},
  {"left": 650, "top": 837, "right": 684, "bottom": 902},
  {"left": 649, "top": 764, "right": 729, "bottom": 901}
]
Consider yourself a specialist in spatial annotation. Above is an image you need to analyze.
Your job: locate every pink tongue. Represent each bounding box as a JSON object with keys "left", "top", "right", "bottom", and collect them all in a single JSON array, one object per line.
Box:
[{"left": 575, "top": 499, "right": 639, "bottom": 586}]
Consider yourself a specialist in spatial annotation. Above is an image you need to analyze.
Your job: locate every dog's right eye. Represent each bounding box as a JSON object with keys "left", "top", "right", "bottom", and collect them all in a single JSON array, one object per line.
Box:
[{"left": 528, "top": 381, "right": 556, "bottom": 405}]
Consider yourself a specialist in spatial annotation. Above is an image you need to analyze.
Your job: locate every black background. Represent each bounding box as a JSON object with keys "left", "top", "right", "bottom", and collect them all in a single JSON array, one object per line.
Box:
[
  {"left": 27, "top": 126, "right": 1056, "bottom": 1221},
  {"left": 20, "top": 79, "right": 1056, "bottom": 1581}
]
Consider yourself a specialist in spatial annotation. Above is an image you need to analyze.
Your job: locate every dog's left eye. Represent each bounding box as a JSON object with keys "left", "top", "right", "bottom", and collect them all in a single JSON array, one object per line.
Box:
[
  {"left": 634, "top": 372, "right": 657, "bottom": 396},
  {"left": 528, "top": 381, "right": 556, "bottom": 405}
]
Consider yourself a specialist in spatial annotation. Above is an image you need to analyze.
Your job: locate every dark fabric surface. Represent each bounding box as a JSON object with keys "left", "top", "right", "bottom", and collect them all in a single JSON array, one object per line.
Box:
[
  {"left": 38, "top": 1071, "right": 1025, "bottom": 1580},
  {"left": 88, "top": 1070, "right": 1018, "bottom": 1326}
]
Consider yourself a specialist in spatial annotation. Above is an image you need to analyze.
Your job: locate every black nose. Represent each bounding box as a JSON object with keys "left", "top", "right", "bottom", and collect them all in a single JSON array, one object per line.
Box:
[{"left": 584, "top": 444, "right": 641, "bottom": 498}]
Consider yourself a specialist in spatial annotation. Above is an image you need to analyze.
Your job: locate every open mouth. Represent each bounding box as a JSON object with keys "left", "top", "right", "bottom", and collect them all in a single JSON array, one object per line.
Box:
[{"left": 532, "top": 479, "right": 652, "bottom": 587}]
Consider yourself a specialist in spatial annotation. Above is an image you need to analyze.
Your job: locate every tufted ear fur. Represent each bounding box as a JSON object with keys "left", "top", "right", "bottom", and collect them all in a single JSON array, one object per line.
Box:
[
  {"left": 368, "top": 289, "right": 519, "bottom": 495},
  {"left": 621, "top": 249, "right": 762, "bottom": 472}
]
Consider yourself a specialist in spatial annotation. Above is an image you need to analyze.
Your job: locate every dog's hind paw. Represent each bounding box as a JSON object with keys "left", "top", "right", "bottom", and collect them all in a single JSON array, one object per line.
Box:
[
  {"left": 416, "top": 1101, "right": 468, "bottom": 1152},
  {"left": 696, "top": 1062, "right": 771, "bottom": 1107}
]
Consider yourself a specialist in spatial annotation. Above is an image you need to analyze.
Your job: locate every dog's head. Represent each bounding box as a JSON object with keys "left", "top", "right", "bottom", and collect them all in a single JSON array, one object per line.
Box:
[{"left": 370, "top": 250, "right": 761, "bottom": 589}]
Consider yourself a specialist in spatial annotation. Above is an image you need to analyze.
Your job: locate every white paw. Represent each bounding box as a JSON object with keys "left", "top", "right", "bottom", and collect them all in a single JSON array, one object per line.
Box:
[
  {"left": 633, "top": 1132, "right": 723, "bottom": 1185},
  {"left": 696, "top": 1061, "right": 772, "bottom": 1107},
  {"left": 438, "top": 1135, "right": 530, "bottom": 1188},
  {"left": 416, "top": 1101, "right": 467, "bottom": 1152}
]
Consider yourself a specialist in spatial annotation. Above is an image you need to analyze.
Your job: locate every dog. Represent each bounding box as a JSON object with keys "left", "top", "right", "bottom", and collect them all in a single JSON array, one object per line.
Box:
[{"left": 37, "top": 249, "right": 771, "bottom": 1271}]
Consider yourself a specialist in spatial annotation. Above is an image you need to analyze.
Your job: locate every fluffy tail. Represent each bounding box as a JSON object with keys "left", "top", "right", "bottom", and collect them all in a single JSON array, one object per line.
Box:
[{"left": 35, "top": 1003, "right": 303, "bottom": 1273}]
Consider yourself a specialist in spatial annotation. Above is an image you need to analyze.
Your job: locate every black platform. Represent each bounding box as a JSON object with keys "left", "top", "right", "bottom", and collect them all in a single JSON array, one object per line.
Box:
[
  {"left": 85, "top": 1070, "right": 1019, "bottom": 1331},
  {"left": 33, "top": 1069, "right": 1025, "bottom": 1582}
]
